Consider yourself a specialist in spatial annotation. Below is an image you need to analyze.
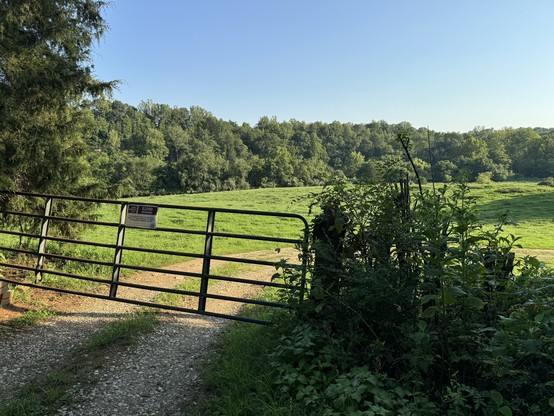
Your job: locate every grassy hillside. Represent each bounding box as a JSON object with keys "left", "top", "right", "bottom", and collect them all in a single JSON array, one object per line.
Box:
[{"left": 110, "top": 181, "right": 554, "bottom": 268}]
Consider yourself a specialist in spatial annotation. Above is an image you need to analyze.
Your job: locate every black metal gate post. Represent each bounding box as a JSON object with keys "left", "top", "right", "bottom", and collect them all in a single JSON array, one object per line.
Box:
[
  {"left": 299, "top": 231, "right": 310, "bottom": 303},
  {"left": 110, "top": 203, "right": 127, "bottom": 298},
  {"left": 198, "top": 209, "right": 215, "bottom": 312},
  {"left": 35, "top": 197, "right": 53, "bottom": 283}
]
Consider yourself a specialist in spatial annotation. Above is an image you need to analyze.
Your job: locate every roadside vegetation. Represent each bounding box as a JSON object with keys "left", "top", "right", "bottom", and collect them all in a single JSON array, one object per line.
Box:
[
  {"left": 191, "top": 305, "right": 305, "bottom": 416},
  {"left": 3, "top": 178, "right": 553, "bottom": 414},
  {"left": 3, "top": 308, "right": 55, "bottom": 329},
  {"left": 0, "top": 307, "right": 56, "bottom": 339}
]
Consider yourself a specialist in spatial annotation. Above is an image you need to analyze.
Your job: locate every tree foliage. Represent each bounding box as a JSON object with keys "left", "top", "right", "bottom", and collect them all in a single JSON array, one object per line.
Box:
[
  {"left": 0, "top": 0, "right": 114, "bottom": 239},
  {"left": 0, "top": 0, "right": 114, "bottom": 194},
  {"left": 76, "top": 98, "right": 554, "bottom": 197},
  {"left": 2, "top": 3, "right": 554, "bottom": 199}
]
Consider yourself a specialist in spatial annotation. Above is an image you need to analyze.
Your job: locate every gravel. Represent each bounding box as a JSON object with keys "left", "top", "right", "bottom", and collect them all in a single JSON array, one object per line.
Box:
[
  {"left": 0, "top": 249, "right": 294, "bottom": 415},
  {"left": 56, "top": 313, "right": 224, "bottom": 416},
  {"left": 1, "top": 311, "right": 222, "bottom": 415},
  {"left": 0, "top": 314, "right": 108, "bottom": 401}
]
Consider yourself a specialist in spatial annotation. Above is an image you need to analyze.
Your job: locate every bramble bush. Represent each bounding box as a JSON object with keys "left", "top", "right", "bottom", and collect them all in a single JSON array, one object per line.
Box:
[{"left": 274, "top": 178, "right": 554, "bottom": 415}]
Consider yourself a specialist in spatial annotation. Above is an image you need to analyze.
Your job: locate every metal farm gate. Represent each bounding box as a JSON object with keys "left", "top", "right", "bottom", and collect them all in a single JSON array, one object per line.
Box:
[{"left": 0, "top": 191, "right": 309, "bottom": 324}]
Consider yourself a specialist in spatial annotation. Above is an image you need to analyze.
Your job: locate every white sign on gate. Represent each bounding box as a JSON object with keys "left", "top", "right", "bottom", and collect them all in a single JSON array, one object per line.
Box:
[{"left": 125, "top": 204, "right": 158, "bottom": 229}]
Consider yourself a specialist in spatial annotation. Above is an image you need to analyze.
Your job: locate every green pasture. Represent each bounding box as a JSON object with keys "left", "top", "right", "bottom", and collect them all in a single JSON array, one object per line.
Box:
[
  {"left": 465, "top": 181, "right": 554, "bottom": 250},
  {"left": 81, "top": 186, "right": 317, "bottom": 268},
  {"left": 1, "top": 182, "right": 554, "bottom": 287}
]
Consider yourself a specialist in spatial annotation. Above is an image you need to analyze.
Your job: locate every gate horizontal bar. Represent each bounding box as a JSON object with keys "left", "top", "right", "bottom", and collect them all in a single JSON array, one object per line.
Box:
[
  {"left": 0, "top": 190, "right": 308, "bottom": 226},
  {"left": 0, "top": 262, "right": 293, "bottom": 289},
  {"left": 153, "top": 227, "right": 301, "bottom": 244},
  {"left": 29, "top": 235, "right": 115, "bottom": 250},
  {"left": 0, "top": 262, "right": 112, "bottom": 285},
  {"left": 0, "top": 245, "right": 36, "bottom": 256},
  {"left": 40, "top": 252, "right": 114, "bottom": 268},
  {"left": 0, "top": 226, "right": 301, "bottom": 252},
  {"left": 0, "top": 210, "right": 44, "bottom": 219},
  {"left": 0, "top": 229, "right": 40, "bottom": 239},
  {"left": 0, "top": 276, "right": 272, "bottom": 325},
  {"left": 113, "top": 263, "right": 293, "bottom": 288},
  {"left": 0, "top": 212, "right": 302, "bottom": 245},
  {"left": 0, "top": 264, "right": 289, "bottom": 309},
  {"left": 0, "top": 210, "right": 119, "bottom": 228}
]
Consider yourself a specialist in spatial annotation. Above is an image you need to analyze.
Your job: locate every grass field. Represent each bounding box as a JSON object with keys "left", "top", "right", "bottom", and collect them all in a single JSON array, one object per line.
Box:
[
  {"left": 2, "top": 182, "right": 554, "bottom": 279},
  {"left": 59, "top": 180, "right": 554, "bottom": 279},
  {"left": 465, "top": 181, "right": 554, "bottom": 250},
  {"left": 76, "top": 186, "right": 318, "bottom": 271},
  {"left": 146, "top": 181, "right": 553, "bottom": 253}
]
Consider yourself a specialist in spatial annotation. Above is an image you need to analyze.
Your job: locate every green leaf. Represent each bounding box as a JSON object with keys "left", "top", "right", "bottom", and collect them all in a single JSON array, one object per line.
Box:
[
  {"left": 420, "top": 294, "right": 438, "bottom": 304},
  {"left": 490, "top": 347, "right": 506, "bottom": 358},
  {"left": 526, "top": 256, "right": 541, "bottom": 268},
  {"left": 467, "top": 296, "right": 486, "bottom": 309},
  {"left": 416, "top": 320, "right": 427, "bottom": 331},
  {"left": 442, "top": 290, "right": 456, "bottom": 305},
  {"left": 522, "top": 339, "right": 542, "bottom": 352},
  {"left": 490, "top": 390, "right": 503, "bottom": 406},
  {"left": 334, "top": 217, "right": 345, "bottom": 233},
  {"left": 534, "top": 313, "right": 545, "bottom": 323},
  {"left": 445, "top": 286, "right": 467, "bottom": 297},
  {"left": 498, "top": 405, "right": 512, "bottom": 416},
  {"left": 549, "top": 397, "right": 554, "bottom": 408},
  {"left": 420, "top": 306, "right": 439, "bottom": 318}
]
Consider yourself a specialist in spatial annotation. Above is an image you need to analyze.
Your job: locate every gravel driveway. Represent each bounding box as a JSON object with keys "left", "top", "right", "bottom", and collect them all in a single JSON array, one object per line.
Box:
[{"left": 0, "top": 249, "right": 295, "bottom": 415}]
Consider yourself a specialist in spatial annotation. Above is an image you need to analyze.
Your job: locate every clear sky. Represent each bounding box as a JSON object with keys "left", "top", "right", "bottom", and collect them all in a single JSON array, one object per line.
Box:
[{"left": 92, "top": 0, "right": 554, "bottom": 132}]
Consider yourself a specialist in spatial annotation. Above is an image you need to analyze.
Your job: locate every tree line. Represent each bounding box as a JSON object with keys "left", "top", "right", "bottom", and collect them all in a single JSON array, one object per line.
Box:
[{"left": 84, "top": 98, "right": 554, "bottom": 197}]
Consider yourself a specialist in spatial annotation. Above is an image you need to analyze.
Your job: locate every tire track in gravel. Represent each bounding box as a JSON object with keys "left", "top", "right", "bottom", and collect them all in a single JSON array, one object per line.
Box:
[{"left": 0, "top": 248, "right": 298, "bottom": 414}]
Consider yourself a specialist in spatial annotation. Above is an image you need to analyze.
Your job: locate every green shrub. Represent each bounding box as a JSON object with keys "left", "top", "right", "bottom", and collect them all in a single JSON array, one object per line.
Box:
[
  {"left": 538, "top": 177, "right": 554, "bottom": 187},
  {"left": 322, "top": 367, "right": 437, "bottom": 415},
  {"left": 476, "top": 171, "right": 494, "bottom": 183},
  {"left": 272, "top": 179, "right": 554, "bottom": 414}
]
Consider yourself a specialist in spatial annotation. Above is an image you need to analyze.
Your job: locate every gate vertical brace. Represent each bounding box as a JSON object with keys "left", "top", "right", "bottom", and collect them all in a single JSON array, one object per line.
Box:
[
  {"left": 110, "top": 203, "right": 127, "bottom": 298},
  {"left": 35, "top": 197, "right": 53, "bottom": 283},
  {"left": 198, "top": 210, "right": 215, "bottom": 312}
]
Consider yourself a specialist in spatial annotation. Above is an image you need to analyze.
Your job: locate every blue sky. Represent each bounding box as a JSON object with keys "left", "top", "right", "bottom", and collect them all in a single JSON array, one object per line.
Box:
[{"left": 92, "top": 0, "right": 554, "bottom": 132}]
